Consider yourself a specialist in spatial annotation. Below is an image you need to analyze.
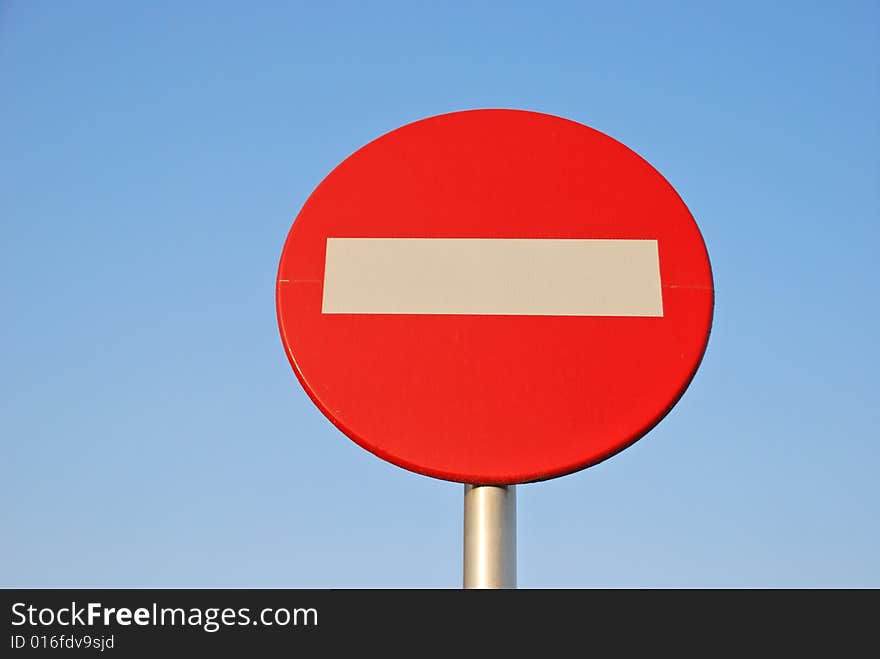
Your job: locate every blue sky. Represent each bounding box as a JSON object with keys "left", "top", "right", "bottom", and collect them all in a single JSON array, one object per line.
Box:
[{"left": 2, "top": 1, "right": 878, "bottom": 587}]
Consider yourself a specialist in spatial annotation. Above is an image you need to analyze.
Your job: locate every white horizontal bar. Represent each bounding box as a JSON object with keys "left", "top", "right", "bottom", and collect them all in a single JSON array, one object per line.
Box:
[{"left": 322, "top": 238, "right": 663, "bottom": 316}]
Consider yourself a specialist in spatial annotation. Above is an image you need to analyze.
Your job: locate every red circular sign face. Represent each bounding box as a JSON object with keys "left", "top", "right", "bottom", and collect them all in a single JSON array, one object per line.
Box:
[{"left": 277, "top": 109, "right": 713, "bottom": 484}]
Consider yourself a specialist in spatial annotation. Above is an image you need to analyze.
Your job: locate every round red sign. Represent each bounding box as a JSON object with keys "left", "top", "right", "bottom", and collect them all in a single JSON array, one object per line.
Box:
[{"left": 276, "top": 109, "right": 713, "bottom": 484}]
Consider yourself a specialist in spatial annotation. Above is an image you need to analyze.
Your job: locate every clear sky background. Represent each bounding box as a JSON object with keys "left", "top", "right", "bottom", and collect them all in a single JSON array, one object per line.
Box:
[{"left": 2, "top": 1, "right": 878, "bottom": 588}]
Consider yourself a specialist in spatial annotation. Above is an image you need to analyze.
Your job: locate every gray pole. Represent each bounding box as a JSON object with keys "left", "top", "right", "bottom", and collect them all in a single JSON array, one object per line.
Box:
[{"left": 462, "top": 484, "right": 516, "bottom": 588}]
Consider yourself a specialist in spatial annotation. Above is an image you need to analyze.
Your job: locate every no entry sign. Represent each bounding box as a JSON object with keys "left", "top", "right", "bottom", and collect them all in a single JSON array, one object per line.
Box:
[{"left": 276, "top": 109, "right": 713, "bottom": 484}]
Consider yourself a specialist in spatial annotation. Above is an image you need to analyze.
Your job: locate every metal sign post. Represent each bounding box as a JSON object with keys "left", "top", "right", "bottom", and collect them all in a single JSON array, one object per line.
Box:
[{"left": 463, "top": 484, "right": 516, "bottom": 589}]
